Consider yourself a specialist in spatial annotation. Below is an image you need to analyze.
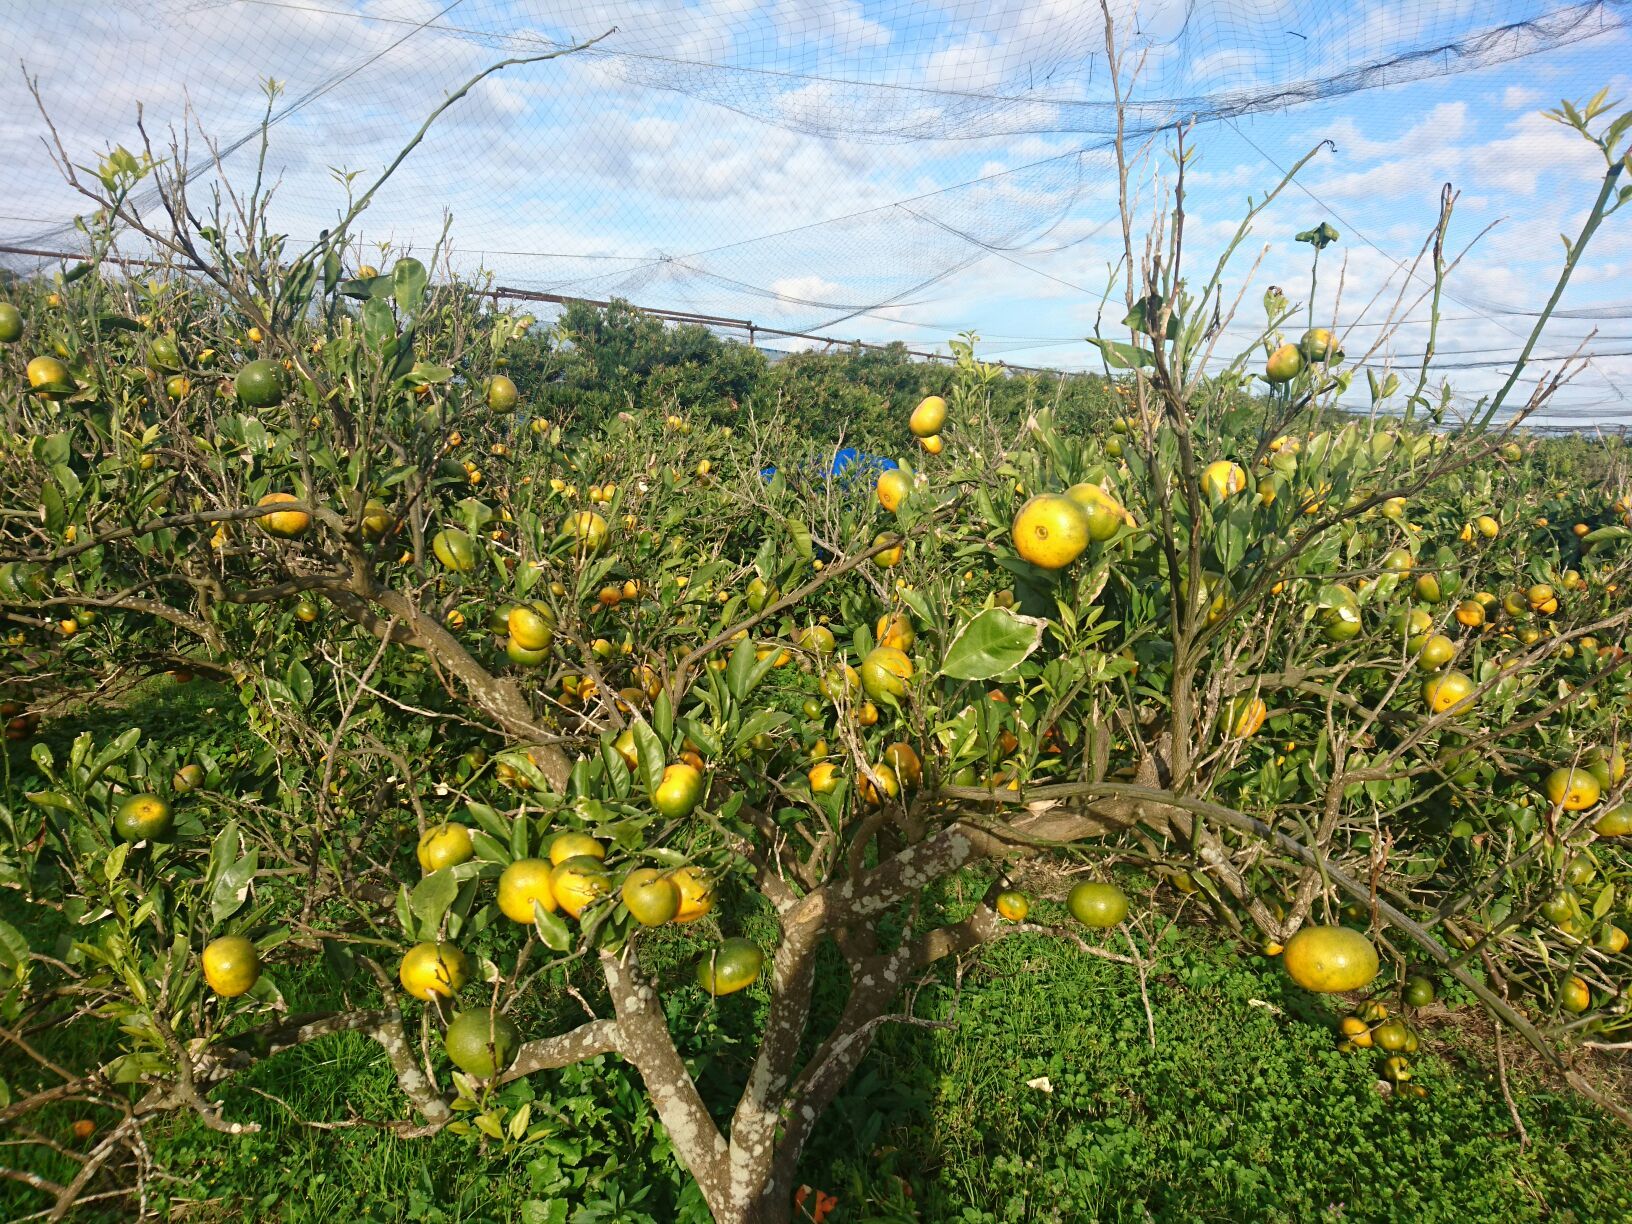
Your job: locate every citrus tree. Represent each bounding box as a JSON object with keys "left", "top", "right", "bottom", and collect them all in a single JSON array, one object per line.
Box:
[{"left": 3, "top": 45, "right": 1632, "bottom": 1222}]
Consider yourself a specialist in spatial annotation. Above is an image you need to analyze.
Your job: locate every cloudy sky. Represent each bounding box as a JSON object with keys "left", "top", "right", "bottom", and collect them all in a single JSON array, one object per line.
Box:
[{"left": 3, "top": 0, "right": 1630, "bottom": 425}]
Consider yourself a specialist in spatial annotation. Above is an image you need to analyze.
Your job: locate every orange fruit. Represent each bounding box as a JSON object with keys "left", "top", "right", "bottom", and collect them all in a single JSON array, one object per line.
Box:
[
  {"left": 994, "top": 890, "right": 1030, "bottom": 922},
  {"left": 671, "top": 866, "right": 715, "bottom": 924},
  {"left": 498, "top": 858, "right": 558, "bottom": 923},
  {"left": 549, "top": 832, "right": 605, "bottom": 866},
  {"left": 909, "top": 395, "right": 947, "bottom": 437},
  {"left": 417, "top": 824, "right": 473, "bottom": 873},
  {"left": 1281, "top": 925, "right": 1379, "bottom": 993},
  {"left": 1065, "top": 482, "right": 1132, "bottom": 541},
  {"left": 883, "top": 742, "right": 923, "bottom": 788},
  {"left": 1422, "top": 670, "right": 1474, "bottom": 714},
  {"left": 444, "top": 1008, "right": 520, "bottom": 1077},
  {"left": 1200, "top": 460, "right": 1249, "bottom": 501},
  {"left": 1264, "top": 343, "right": 1303, "bottom": 383},
  {"left": 621, "top": 868, "right": 681, "bottom": 926},
  {"left": 1011, "top": 494, "right": 1089, "bottom": 569},
  {"left": 234, "top": 358, "right": 286, "bottom": 407},
  {"left": 876, "top": 469, "right": 911, "bottom": 513},
  {"left": 114, "top": 793, "right": 173, "bottom": 842},
  {"left": 652, "top": 762, "right": 705, "bottom": 819},
  {"left": 696, "top": 937, "right": 763, "bottom": 996},
  {"left": 1067, "top": 881, "right": 1128, "bottom": 928},
  {"left": 860, "top": 646, "right": 913, "bottom": 702},
  {"left": 551, "top": 856, "right": 612, "bottom": 918},
  {"left": 1543, "top": 767, "right": 1601, "bottom": 812},
  {"left": 257, "top": 492, "right": 310, "bottom": 539},
  {"left": 398, "top": 942, "right": 470, "bottom": 1001},
  {"left": 485, "top": 375, "right": 518, "bottom": 412},
  {"left": 561, "top": 511, "right": 609, "bottom": 555},
  {"left": 201, "top": 935, "right": 261, "bottom": 998}
]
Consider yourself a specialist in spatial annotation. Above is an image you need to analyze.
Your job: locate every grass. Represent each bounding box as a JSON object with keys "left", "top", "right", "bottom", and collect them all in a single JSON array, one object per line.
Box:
[{"left": 6, "top": 691, "right": 1632, "bottom": 1222}]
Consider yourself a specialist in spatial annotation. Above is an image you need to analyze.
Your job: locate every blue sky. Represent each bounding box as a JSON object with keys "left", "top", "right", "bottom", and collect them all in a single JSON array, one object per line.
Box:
[{"left": 3, "top": 1, "right": 1629, "bottom": 424}]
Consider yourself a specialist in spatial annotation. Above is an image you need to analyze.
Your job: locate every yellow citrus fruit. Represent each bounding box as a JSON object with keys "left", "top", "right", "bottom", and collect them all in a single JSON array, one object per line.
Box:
[
  {"left": 1281, "top": 925, "right": 1379, "bottom": 993},
  {"left": 549, "top": 832, "right": 606, "bottom": 866},
  {"left": 1264, "top": 343, "right": 1304, "bottom": 383},
  {"left": 1454, "top": 599, "right": 1485, "bottom": 628},
  {"left": 1067, "top": 881, "right": 1129, "bottom": 927},
  {"left": 876, "top": 612, "right": 915, "bottom": 651},
  {"left": 697, "top": 937, "right": 763, "bottom": 997},
  {"left": 876, "top": 468, "right": 911, "bottom": 513},
  {"left": 809, "top": 762, "right": 840, "bottom": 794},
  {"left": 360, "top": 500, "right": 393, "bottom": 539},
  {"left": 1593, "top": 805, "right": 1632, "bottom": 836},
  {"left": 652, "top": 762, "right": 705, "bottom": 819},
  {"left": 1373, "top": 1018, "right": 1411, "bottom": 1052},
  {"left": 671, "top": 866, "right": 715, "bottom": 924},
  {"left": 621, "top": 868, "right": 681, "bottom": 926},
  {"left": 485, "top": 375, "right": 519, "bottom": 412},
  {"left": 417, "top": 823, "right": 473, "bottom": 873},
  {"left": 909, "top": 394, "right": 947, "bottom": 437},
  {"left": 561, "top": 510, "right": 609, "bottom": 555},
  {"left": 796, "top": 624, "right": 837, "bottom": 653},
  {"left": 173, "top": 763, "right": 206, "bottom": 793},
  {"left": 1586, "top": 747, "right": 1626, "bottom": 790},
  {"left": 444, "top": 1008, "right": 520, "bottom": 1078},
  {"left": 882, "top": 741, "right": 923, "bottom": 788},
  {"left": 201, "top": 935, "right": 261, "bottom": 998},
  {"left": 1200, "top": 460, "right": 1249, "bottom": 502},
  {"left": 857, "top": 762, "right": 900, "bottom": 806},
  {"left": 27, "top": 355, "right": 70, "bottom": 393},
  {"left": 1300, "top": 328, "right": 1336, "bottom": 360},
  {"left": 820, "top": 663, "right": 861, "bottom": 702},
  {"left": 1065, "top": 482, "right": 1132, "bottom": 541},
  {"left": 1561, "top": 975, "right": 1591, "bottom": 1014},
  {"left": 432, "top": 528, "right": 480, "bottom": 572},
  {"left": 257, "top": 492, "right": 310, "bottom": 539},
  {"left": 497, "top": 858, "right": 558, "bottom": 922},
  {"left": 114, "top": 793, "right": 174, "bottom": 842},
  {"left": 1544, "top": 767, "right": 1601, "bottom": 811},
  {"left": 398, "top": 942, "right": 470, "bottom": 1001},
  {"left": 0, "top": 302, "right": 22, "bottom": 343},
  {"left": 1415, "top": 634, "right": 1455, "bottom": 672},
  {"left": 551, "top": 856, "right": 612, "bottom": 918},
  {"left": 860, "top": 646, "right": 913, "bottom": 702},
  {"left": 1226, "top": 695, "right": 1267, "bottom": 738},
  {"left": 995, "top": 890, "right": 1030, "bottom": 922},
  {"left": 1423, "top": 670, "right": 1474, "bottom": 714},
  {"left": 920, "top": 433, "right": 943, "bottom": 454},
  {"left": 1011, "top": 494, "right": 1089, "bottom": 569},
  {"left": 508, "top": 604, "right": 555, "bottom": 651}
]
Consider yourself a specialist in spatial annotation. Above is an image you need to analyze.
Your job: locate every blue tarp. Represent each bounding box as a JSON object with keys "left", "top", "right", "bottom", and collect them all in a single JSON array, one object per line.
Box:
[{"left": 761, "top": 447, "right": 897, "bottom": 485}]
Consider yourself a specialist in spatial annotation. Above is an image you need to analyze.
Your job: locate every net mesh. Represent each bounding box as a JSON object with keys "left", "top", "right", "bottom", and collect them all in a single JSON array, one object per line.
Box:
[{"left": 2, "top": 1, "right": 1628, "bottom": 416}]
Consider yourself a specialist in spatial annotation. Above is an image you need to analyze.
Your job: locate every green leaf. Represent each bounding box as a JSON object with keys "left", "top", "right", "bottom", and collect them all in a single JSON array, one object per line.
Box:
[
  {"left": 1086, "top": 336, "right": 1154, "bottom": 370},
  {"left": 0, "top": 918, "right": 28, "bottom": 971},
  {"left": 338, "top": 274, "right": 394, "bottom": 300},
  {"left": 629, "top": 714, "right": 666, "bottom": 797},
  {"left": 285, "top": 659, "right": 313, "bottom": 707},
  {"left": 532, "top": 903, "right": 571, "bottom": 951},
  {"left": 939, "top": 607, "right": 1047, "bottom": 681},
  {"left": 393, "top": 258, "right": 428, "bottom": 317},
  {"left": 652, "top": 687, "right": 674, "bottom": 746},
  {"left": 409, "top": 869, "right": 459, "bottom": 931},
  {"left": 210, "top": 851, "right": 259, "bottom": 924},
  {"left": 362, "top": 298, "right": 396, "bottom": 349}
]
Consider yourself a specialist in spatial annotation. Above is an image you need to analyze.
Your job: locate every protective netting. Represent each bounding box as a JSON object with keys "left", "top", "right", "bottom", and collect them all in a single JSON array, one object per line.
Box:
[{"left": 1, "top": 0, "right": 1628, "bottom": 417}]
